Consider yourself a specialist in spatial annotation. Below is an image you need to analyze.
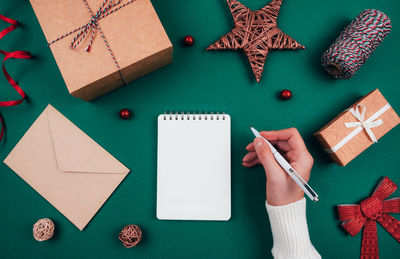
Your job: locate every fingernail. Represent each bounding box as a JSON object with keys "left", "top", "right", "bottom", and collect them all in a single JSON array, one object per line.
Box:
[{"left": 255, "top": 138, "right": 263, "bottom": 147}]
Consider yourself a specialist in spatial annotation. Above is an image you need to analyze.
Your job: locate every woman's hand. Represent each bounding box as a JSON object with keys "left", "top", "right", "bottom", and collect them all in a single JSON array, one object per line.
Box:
[{"left": 242, "top": 128, "right": 314, "bottom": 206}]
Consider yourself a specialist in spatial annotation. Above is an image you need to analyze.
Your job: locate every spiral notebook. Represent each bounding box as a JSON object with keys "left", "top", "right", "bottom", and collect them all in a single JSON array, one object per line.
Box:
[{"left": 157, "top": 113, "right": 231, "bottom": 221}]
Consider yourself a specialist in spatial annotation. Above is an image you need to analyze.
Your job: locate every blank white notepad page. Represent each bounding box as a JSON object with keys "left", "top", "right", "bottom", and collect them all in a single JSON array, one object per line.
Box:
[{"left": 157, "top": 113, "right": 231, "bottom": 220}]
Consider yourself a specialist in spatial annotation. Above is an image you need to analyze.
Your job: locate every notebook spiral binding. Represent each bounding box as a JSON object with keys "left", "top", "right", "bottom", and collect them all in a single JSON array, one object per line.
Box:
[{"left": 162, "top": 112, "right": 226, "bottom": 121}]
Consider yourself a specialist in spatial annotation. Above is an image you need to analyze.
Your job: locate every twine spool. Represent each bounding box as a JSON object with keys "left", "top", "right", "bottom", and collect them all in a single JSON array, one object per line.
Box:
[
  {"left": 33, "top": 218, "right": 55, "bottom": 241},
  {"left": 119, "top": 224, "right": 142, "bottom": 248},
  {"left": 321, "top": 9, "right": 391, "bottom": 79}
]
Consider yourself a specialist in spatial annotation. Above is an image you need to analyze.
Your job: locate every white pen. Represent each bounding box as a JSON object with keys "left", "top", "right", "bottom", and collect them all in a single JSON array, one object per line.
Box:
[{"left": 250, "top": 127, "right": 319, "bottom": 202}]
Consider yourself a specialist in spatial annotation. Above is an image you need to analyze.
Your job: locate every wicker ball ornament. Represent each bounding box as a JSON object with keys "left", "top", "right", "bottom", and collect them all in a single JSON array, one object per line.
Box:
[
  {"left": 119, "top": 224, "right": 142, "bottom": 248},
  {"left": 33, "top": 218, "right": 55, "bottom": 241}
]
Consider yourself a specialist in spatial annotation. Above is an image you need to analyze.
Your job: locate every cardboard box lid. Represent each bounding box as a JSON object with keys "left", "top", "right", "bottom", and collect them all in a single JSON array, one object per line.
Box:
[{"left": 30, "top": 0, "right": 172, "bottom": 93}]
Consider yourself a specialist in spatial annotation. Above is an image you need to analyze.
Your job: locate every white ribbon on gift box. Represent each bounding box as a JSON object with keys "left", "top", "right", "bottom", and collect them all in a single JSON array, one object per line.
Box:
[{"left": 325, "top": 103, "right": 391, "bottom": 153}]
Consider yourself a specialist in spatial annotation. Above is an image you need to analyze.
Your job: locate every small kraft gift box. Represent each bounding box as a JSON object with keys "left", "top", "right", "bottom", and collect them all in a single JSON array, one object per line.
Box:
[
  {"left": 314, "top": 89, "right": 400, "bottom": 166},
  {"left": 30, "top": 0, "right": 173, "bottom": 101}
]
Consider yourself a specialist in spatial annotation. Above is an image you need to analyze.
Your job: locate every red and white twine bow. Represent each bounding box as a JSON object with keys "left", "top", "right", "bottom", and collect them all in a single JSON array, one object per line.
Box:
[
  {"left": 0, "top": 14, "right": 32, "bottom": 143},
  {"left": 48, "top": 0, "right": 136, "bottom": 83},
  {"left": 337, "top": 177, "right": 400, "bottom": 259}
]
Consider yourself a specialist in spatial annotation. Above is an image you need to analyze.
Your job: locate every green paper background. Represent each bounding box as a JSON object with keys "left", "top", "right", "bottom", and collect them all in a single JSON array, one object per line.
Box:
[{"left": 0, "top": 0, "right": 399, "bottom": 258}]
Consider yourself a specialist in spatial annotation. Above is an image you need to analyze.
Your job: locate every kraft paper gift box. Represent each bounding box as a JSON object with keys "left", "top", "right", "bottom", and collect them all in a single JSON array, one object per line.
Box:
[
  {"left": 30, "top": 0, "right": 173, "bottom": 101},
  {"left": 4, "top": 105, "right": 130, "bottom": 230},
  {"left": 314, "top": 89, "right": 400, "bottom": 166}
]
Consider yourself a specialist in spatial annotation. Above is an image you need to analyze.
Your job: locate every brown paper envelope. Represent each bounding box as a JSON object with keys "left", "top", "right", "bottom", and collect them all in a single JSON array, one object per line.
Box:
[{"left": 4, "top": 104, "right": 130, "bottom": 230}]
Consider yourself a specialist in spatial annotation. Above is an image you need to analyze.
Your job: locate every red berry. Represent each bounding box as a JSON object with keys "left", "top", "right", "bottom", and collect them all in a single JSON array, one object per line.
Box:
[
  {"left": 119, "top": 109, "right": 132, "bottom": 120},
  {"left": 280, "top": 89, "right": 292, "bottom": 100},
  {"left": 183, "top": 35, "right": 194, "bottom": 47}
]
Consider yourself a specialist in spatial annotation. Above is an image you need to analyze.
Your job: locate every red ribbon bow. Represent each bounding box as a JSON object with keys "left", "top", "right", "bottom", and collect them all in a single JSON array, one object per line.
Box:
[
  {"left": 0, "top": 14, "right": 32, "bottom": 142},
  {"left": 337, "top": 177, "right": 400, "bottom": 259}
]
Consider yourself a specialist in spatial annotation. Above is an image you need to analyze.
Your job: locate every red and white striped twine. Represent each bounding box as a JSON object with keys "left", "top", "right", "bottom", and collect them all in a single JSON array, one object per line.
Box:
[
  {"left": 48, "top": 0, "right": 136, "bottom": 83},
  {"left": 321, "top": 9, "right": 391, "bottom": 79}
]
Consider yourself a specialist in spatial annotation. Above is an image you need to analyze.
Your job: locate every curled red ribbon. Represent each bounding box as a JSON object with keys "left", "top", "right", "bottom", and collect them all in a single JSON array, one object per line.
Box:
[
  {"left": 0, "top": 14, "right": 32, "bottom": 142},
  {"left": 337, "top": 177, "right": 400, "bottom": 259}
]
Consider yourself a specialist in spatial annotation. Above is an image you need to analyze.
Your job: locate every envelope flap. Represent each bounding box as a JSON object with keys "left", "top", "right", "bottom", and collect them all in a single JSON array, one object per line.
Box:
[{"left": 46, "top": 105, "right": 129, "bottom": 174}]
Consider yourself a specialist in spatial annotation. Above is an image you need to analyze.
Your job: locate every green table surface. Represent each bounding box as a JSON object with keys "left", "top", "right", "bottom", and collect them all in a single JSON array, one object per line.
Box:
[{"left": 1, "top": 0, "right": 400, "bottom": 258}]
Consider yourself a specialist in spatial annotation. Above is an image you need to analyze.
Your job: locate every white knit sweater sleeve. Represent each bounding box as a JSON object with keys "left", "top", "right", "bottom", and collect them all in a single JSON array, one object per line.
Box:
[{"left": 265, "top": 198, "right": 321, "bottom": 259}]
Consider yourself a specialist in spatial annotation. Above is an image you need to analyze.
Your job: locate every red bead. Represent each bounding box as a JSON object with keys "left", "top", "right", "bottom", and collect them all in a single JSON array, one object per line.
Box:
[
  {"left": 280, "top": 89, "right": 292, "bottom": 100},
  {"left": 183, "top": 35, "right": 194, "bottom": 47},
  {"left": 119, "top": 109, "right": 132, "bottom": 120}
]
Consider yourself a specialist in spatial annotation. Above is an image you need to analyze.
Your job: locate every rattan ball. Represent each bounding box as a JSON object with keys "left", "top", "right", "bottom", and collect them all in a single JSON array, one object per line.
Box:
[
  {"left": 33, "top": 218, "right": 55, "bottom": 241},
  {"left": 119, "top": 224, "right": 142, "bottom": 248}
]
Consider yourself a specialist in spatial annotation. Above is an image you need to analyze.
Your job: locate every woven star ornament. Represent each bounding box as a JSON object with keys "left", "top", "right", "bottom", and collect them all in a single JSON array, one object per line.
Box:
[{"left": 207, "top": 0, "right": 305, "bottom": 82}]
